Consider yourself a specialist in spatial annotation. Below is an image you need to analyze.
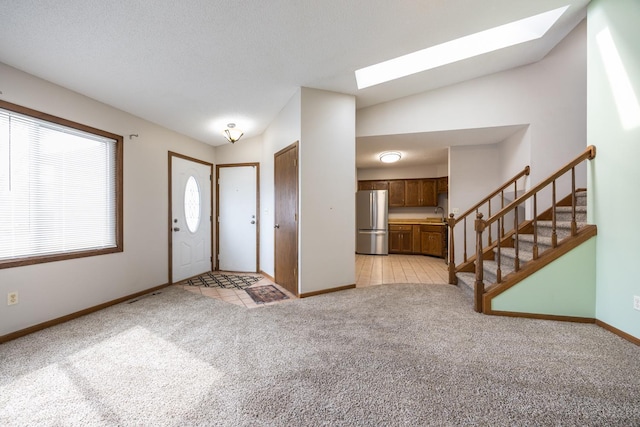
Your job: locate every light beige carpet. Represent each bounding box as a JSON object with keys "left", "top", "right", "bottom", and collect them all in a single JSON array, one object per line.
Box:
[{"left": 1, "top": 284, "right": 639, "bottom": 426}]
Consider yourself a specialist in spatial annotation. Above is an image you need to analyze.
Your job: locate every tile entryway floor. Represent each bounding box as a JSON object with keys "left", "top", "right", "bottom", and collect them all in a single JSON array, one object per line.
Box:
[
  {"left": 173, "top": 273, "right": 295, "bottom": 309},
  {"left": 174, "top": 255, "right": 449, "bottom": 308}
]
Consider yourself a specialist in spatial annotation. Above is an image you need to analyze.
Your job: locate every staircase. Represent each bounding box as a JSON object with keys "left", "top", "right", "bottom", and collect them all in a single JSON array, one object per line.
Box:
[
  {"left": 456, "top": 190, "right": 589, "bottom": 299},
  {"left": 447, "top": 146, "right": 597, "bottom": 315}
]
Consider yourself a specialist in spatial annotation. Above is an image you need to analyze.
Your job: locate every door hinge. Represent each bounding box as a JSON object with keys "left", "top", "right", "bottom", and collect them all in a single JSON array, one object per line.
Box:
[{"left": 294, "top": 213, "right": 297, "bottom": 221}]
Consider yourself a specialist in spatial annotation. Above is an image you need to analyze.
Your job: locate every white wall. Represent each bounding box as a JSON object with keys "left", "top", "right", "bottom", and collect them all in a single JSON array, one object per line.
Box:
[
  {"left": 259, "top": 90, "right": 302, "bottom": 278},
  {"left": 449, "top": 144, "right": 501, "bottom": 262},
  {"left": 588, "top": 0, "right": 640, "bottom": 339},
  {"left": 299, "top": 88, "right": 356, "bottom": 293},
  {"left": 215, "top": 134, "right": 263, "bottom": 165},
  {"left": 498, "top": 127, "right": 531, "bottom": 185},
  {"left": 357, "top": 163, "right": 446, "bottom": 180},
  {"left": 357, "top": 20, "right": 588, "bottom": 207},
  {"left": 0, "top": 63, "right": 216, "bottom": 336}
]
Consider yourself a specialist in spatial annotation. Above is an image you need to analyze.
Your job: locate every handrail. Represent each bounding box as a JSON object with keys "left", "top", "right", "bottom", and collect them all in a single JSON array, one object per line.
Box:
[
  {"left": 447, "top": 165, "right": 530, "bottom": 284},
  {"left": 472, "top": 145, "right": 596, "bottom": 313},
  {"left": 481, "top": 146, "right": 595, "bottom": 229}
]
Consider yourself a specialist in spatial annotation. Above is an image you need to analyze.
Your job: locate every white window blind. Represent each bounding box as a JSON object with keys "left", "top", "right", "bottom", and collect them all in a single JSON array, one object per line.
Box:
[{"left": 0, "top": 107, "right": 117, "bottom": 262}]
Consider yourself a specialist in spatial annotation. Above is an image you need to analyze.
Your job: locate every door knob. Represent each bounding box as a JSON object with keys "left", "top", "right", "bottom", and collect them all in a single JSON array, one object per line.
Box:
[
  {"left": 173, "top": 227, "right": 180, "bottom": 232},
  {"left": 251, "top": 220, "right": 255, "bottom": 224},
  {"left": 274, "top": 224, "right": 280, "bottom": 229}
]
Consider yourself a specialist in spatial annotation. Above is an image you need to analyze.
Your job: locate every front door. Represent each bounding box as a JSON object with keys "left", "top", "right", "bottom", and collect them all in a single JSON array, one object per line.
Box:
[
  {"left": 274, "top": 142, "right": 299, "bottom": 295},
  {"left": 170, "top": 154, "right": 212, "bottom": 283},
  {"left": 216, "top": 164, "right": 259, "bottom": 272}
]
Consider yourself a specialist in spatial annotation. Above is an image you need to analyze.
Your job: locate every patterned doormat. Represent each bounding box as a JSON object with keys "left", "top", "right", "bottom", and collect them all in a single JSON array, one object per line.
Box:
[
  {"left": 245, "top": 285, "right": 289, "bottom": 304},
  {"left": 184, "top": 272, "right": 261, "bottom": 289}
]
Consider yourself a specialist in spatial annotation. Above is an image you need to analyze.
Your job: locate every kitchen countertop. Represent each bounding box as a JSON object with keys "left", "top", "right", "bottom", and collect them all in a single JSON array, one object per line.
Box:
[{"left": 388, "top": 219, "right": 447, "bottom": 226}]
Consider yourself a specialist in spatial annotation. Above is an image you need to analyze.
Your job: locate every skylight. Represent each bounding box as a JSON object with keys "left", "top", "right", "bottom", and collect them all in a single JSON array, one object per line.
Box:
[{"left": 355, "top": 5, "right": 570, "bottom": 89}]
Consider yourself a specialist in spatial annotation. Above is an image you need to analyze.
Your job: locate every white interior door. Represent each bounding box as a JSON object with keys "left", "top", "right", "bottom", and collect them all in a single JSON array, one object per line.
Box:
[
  {"left": 171, "top": 156, "right": 212, "bottom": 282},
  {"left": 218, "top": 165, "right": 257, "bottom": 272}
]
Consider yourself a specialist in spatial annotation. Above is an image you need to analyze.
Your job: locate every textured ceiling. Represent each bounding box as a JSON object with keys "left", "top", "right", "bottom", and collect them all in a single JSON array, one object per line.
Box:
[{"left": 0, "top": 0, "right": 588, "bottom": 148}]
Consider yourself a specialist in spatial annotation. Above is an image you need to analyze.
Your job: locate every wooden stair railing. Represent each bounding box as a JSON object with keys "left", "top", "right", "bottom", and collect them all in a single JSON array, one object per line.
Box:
[
  {"left": 447, "top": 165, "right": 530, "bottom": 284},
  {"left": 472, "top": 145, "right": 596, "bottom": 312}
]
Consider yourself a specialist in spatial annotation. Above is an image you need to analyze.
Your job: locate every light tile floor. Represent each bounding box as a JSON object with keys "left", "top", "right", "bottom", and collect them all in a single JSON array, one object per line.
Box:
[
  {"left": 355, "top": 254, "right": 449, "bottom": 287},
  {"left": 175, "top": 255, "right": 449, "bottom": 308}
]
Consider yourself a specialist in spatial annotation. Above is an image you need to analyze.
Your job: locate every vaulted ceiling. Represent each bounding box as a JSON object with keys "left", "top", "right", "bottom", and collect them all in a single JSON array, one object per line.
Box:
[{"left": 0, "top": 0, "right": 588, "bottom": 150}]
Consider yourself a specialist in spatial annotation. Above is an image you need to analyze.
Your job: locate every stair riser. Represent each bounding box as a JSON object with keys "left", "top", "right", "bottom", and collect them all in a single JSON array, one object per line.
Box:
[
  {"left": 554, "top": 211, "right": 587, "bottom": 223},
  {"left": 516, "top": 239, "right": 551, "bottom": 254},
  {"left": 492, "top": 252, "right": 529, "bottom": 270},
  {"left": 455, "top": 275, "right": 474, "bottom": 297},
  {"left": 576, "top": 194, "right": 587, "bottom": 207}
]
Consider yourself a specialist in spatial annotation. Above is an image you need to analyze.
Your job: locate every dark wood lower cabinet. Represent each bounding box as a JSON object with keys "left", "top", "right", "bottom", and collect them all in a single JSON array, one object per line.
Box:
[
  {"left": 389, "top": 225, "right": 413, "bottom": 253},
  {"left": 389, "top": 223, "right": 446, "bottom": 258},
  {"left": 420, "top": 229, "right": 443, "bottom": 257}
]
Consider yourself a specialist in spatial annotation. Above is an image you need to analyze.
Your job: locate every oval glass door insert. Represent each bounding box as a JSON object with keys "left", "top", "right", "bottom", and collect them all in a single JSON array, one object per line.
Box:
[{"left": 184, "top": 175, "right": 201, "bottom": 233}]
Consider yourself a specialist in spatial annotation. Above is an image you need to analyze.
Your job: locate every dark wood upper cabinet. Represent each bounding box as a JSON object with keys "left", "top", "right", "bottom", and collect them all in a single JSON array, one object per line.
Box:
[
  {"left": 437, "top": 176, "right": 448, "bottom": 194},
  {"left": 358, "top": 180, "right": 389, "bottom": 191},
  {"left": 358, "top": 177, "right": 445, "bottom": 207},
  {"left": 404, "top": 179, "right": 437, "bottom": 207},
  {"left": 388, "top": 180, "right": 405, "bottom": 207},
  {"left": 404, "top": 179, "right": 421, "bottom": 207},
  {"left": 420, "top": 179, "right": 437, "bottom": 206}
]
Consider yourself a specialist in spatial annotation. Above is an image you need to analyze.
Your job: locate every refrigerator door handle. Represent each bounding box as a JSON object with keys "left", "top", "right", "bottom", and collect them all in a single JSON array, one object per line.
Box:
[{"left": 369, "top": 192, "right": 373, "bottom": 227}]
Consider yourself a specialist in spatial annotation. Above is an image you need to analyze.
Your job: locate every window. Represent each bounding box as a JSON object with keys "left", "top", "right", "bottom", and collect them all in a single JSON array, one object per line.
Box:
[
  {"left": 184, "top": 175, "right": 201, "bottom": 233},
  {"left": 0, "top": 100, "right": 123, "bottom": 268}
]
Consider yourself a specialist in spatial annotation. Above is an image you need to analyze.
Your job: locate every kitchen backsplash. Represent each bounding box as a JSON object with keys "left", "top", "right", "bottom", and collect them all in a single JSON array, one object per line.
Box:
[{"left": 388, "top": 194, "right": 448, "bottom": 220}]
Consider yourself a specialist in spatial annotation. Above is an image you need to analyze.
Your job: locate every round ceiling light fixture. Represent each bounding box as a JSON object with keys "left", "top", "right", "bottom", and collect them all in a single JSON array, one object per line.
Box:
[{"left": 379, "top": 151, "right": 402, "bottom": 163}]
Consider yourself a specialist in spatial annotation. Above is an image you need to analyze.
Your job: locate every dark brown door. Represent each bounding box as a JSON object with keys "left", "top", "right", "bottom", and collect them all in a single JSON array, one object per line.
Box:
[{"left": 274, "top": 142, "right": 299, "bottom": 295}]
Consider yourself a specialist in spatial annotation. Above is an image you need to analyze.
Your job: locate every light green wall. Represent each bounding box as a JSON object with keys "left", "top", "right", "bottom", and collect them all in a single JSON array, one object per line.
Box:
[
  {"left": 588, "top": 0, "right": 640, "bottom": 339},
  {"left": 492, "top": 238, "right": 596, "bottom": 317}
]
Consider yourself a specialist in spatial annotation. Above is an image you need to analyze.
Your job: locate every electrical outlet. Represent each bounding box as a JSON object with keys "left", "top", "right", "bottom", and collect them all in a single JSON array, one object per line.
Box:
[
  {"left": 452, "top": 208, "right": 460, "bottom": 215},
  {"left": 634, "top": 295, "right": 640, "bottom": 311},
  {"left": 7, "top": 291, "right": 18, "bottom": 306}
]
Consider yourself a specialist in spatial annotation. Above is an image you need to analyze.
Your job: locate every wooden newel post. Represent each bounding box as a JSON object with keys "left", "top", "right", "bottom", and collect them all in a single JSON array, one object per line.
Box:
[
  {"left": 447, "top": 213, "right": 457, "bottom": 285},
  {"left": 474, "top": 212, "right": 485, "bottom": 313}
]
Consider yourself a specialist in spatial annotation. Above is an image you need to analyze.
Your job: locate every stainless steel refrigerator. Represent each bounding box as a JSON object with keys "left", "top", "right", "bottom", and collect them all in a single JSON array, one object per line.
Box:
[{"left": 356, "top": 190, "right": 388, "bottom": 255}]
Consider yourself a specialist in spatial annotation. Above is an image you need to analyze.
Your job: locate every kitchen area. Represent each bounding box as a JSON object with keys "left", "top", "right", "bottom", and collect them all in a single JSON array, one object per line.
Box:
[
  {"left": 356, "top": 174, "right": 448, "bottom": 259},
  {"left": 354, "top": 141, "right": 451, "bottom": 286}
]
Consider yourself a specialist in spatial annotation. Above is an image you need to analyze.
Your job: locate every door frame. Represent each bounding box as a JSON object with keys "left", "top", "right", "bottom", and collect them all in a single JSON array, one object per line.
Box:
[
  {"left": 167, "top": 151, "right": 214, "bottom": 284},
  {"left": 215, "top": 162, "right": 260, "bottom": 272},
  {"left": 274, "top": 141, "right": 299, "bottom": 296}
]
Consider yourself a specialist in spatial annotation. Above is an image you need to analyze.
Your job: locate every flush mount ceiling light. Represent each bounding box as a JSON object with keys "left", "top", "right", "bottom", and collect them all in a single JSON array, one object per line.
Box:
[
  {"left": 355, "top": 5, "right": 570, "bottom": 89},
  {"left": 379, "top": 151, "right": 402, "bottom": 163},
  {"left": 223, "top": 123, "right": 244, "bottom": 143}
]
